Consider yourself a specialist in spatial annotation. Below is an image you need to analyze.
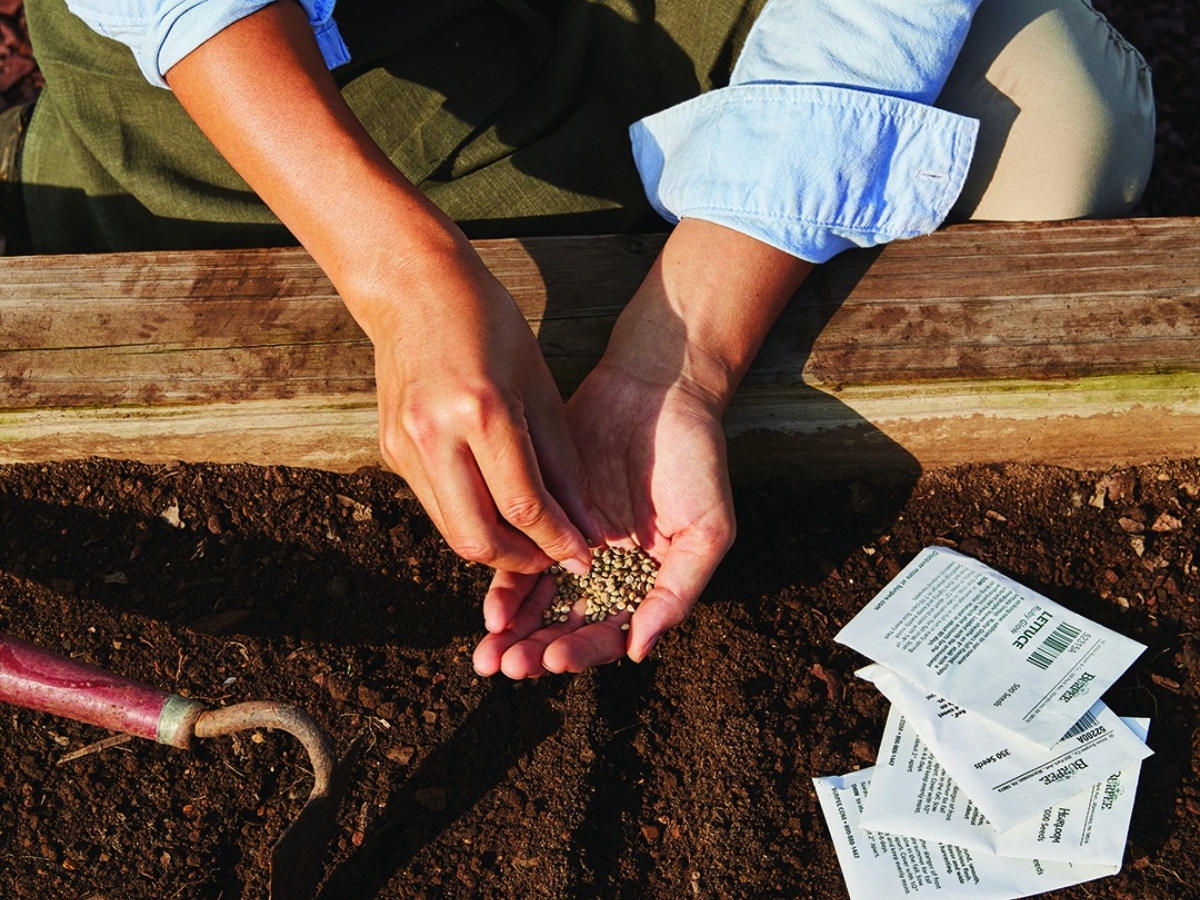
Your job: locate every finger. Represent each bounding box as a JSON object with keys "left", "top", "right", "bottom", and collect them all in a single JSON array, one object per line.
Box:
[
  {"left": 627, "top": 529, "right": 731, "bottom": 662},
  {"left": 525, "top": 393, "right": 601, "bottom": 547},
  {"left": 495, "top": 577, "right": 589, "bottom": 678},
  {"left": 541, "top": 621, "right": 629, "bottom": 673},
  {"left": 471, "top": 421, "right": 592, "bottom": 574},
  {"left": 482, "top": 569, "right": 542, "bottom": 634},
  {"left": 473, "top": 574, "right": 560, "bottom": 676},
  {"left": 481, "top": 582, "right": 622, "bottom": 679},
  {"left": 428, "top": 443, "right": 559, "bottom": 574},
  {"left": 487, "top": 614, "right": 580, "bottom": 680},
  {"left": 379, "top": 422, "right": 553, "bottom": 573},
  {"left": 499, "top": 617, "right": 626, "bottom": 679}
]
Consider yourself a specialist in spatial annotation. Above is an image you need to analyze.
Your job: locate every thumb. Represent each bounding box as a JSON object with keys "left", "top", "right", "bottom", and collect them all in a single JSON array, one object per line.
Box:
[{"left": 626, "top": 528, "right": 730, "bottom": 662}]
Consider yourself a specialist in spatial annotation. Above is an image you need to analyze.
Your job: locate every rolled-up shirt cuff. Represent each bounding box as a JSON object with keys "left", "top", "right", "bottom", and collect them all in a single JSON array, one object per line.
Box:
[
  {"left": 630, "top": 83, "right": 979, "bottom": 264},
  {"left": 68, "top": 0, "right": 350, "bottom": 88},
  {"left": 157, "top": 0, "right": 349, "bottom": 85}
]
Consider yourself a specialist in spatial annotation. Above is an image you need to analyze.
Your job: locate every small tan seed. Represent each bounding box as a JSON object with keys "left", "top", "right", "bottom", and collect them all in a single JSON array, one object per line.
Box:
[{"left": 541, "top": 545, "right": 660, "bottom": 626}]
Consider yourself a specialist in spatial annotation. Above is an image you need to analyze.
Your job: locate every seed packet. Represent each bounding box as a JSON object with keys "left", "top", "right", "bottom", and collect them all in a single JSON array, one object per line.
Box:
[
  {"left": 858, "top": 695, "right": 1149, "bottom": 863},
  {"left": 835, "top": 546, "right": 1146, "bottom": 748},
  {"left": 813, "top": 768, "right": 1118, "bottom": 900},
  {"left": 856, "top": 663, "right": 1152, "bottom": 831}
]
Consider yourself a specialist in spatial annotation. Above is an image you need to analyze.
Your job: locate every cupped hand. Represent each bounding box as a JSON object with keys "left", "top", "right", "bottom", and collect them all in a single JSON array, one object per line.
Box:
[
  {"left": 470, "top": 217, "right": 812, "bottom": 678},
  {"left": 472, "top": 359, "right": 736, "bottom": 677}
]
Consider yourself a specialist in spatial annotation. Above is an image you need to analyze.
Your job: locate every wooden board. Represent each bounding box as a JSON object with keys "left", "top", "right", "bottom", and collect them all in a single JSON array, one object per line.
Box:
[{"left": 2, "top": 218, "right": 1198, "bottom": 477}]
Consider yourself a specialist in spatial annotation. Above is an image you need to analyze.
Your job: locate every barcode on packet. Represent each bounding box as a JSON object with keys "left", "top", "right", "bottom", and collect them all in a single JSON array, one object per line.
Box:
[
  {"left": 1060, "top": 708, "right": 1099, "bottom": 740},
  {"left": 1026, "top": 621, "right": 1083, "bottom": 670}
]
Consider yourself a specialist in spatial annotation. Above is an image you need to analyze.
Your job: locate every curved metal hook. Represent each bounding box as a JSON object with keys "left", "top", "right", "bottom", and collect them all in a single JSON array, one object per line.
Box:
[
  {"left": 193, "top": 701, "right": 350, "bottom": 900},
  {"left": 193, "top": 701, "right": 338, "bottom": 802}
]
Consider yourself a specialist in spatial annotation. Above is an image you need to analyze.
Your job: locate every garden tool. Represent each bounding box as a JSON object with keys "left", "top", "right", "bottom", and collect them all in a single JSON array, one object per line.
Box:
[{"left": 0, "top": 631, "right": 355, "bottom": 900}]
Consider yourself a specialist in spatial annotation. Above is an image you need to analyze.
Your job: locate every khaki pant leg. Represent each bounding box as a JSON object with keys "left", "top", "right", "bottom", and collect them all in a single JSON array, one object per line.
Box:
[{"left": 941, "top": 0, "right": 1155, "bottom": 221}]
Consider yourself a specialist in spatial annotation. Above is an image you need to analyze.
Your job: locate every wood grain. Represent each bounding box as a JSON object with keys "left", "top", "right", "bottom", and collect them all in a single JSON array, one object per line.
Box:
[{"left": 2, "top": 219, "right": 1198, "bottom": 476}]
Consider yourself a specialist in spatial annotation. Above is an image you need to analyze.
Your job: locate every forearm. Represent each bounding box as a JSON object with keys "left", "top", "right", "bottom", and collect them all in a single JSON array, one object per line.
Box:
[
  {"left": 165, "top": 2, "right": 595, "bottom": 576},
  {"left": 604, "top": 218, "right": 814, "bottom": 410},
  {"left": 164, "top": 1, "right": 476, "bottom": 338}
]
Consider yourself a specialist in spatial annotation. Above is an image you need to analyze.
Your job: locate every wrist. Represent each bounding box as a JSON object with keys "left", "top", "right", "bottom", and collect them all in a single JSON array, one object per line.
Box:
[
  {"left": 603, "top": 218, "right": 814, "bottom": 411},
  {"left": 602, "top": 292, "right": 740, "bottom": 412},
  {"left": 323, "top": 192, "right": 495, "bottom": 346},
  {"left": 312, "top": 187, "right": 498, "bottom": 357}
]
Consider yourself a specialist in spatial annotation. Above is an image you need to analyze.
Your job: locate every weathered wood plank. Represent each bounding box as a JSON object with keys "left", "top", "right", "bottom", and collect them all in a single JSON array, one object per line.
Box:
[
  {"left": 725, "top": 373, "right": 1200, "bottom": 477},
  {"left": 2, "top": 219, "right": 1199, "bottom": 476},
  {"left": 0, "top": 236, "right": 659, "bottom": 406},
  {"left": 4, "top": 373, "right": 1198, "bottom": 477}
]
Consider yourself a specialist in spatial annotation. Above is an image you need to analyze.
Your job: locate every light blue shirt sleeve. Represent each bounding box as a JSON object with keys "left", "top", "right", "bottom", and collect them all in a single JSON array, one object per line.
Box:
[
  {"left": 66, "top": 0, "right": 350, "bottom": 89},
  {"left": 629, "top": 0, "right": 985, "bottom": 263}
]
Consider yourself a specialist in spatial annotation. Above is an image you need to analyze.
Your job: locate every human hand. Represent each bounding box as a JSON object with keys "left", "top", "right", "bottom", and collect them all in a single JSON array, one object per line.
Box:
[
  {"left": 471, "top": 218, "right": 814, "bottom": 677},
  {"left": 472, "top": 359, "right": 736, "bottom": 676},
  {"left": 358, "top": 237, "right": 596, "bottom": 576},
  {"left": 165, "top": 3, "right": 595, "bottom": 576}
]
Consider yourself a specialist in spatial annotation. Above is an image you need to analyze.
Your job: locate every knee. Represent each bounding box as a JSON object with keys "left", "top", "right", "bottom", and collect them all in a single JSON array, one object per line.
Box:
[{"left": 939, "top": 0, "right": 1155, "bottom": 222}]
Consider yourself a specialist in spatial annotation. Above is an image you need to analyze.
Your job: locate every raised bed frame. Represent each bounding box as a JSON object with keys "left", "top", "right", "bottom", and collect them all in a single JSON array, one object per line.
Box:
[{"left": 2, "top": 218, "right": 1198, "bottom": 478}]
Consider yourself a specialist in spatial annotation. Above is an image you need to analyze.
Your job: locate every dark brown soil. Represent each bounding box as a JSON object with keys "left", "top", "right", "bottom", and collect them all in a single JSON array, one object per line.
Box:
[{"left": 1, "top": 459, "right": 1198, "bottom": 899}]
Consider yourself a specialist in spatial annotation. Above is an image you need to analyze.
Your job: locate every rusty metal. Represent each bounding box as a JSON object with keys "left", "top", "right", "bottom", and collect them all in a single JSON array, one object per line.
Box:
[{"left": 193, "top": 701, "right": 350, "bottom": 900}]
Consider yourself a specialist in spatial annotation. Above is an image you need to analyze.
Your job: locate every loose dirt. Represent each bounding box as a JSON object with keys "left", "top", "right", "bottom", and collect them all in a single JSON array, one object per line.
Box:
[{"left": 1, "top": 459, "right": 1197, "bottom": 899}]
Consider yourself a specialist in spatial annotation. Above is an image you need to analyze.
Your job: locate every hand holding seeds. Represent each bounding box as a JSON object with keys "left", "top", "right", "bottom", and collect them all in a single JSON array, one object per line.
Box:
[
  {"left": 542, "top": 546, "right": 661, "bottom": 626},
  {"left": 473, "top": 220, "right": 805, "bottom": 678},
  {"left": 472, "top": 358, "right": 735, "bottom": 677}
]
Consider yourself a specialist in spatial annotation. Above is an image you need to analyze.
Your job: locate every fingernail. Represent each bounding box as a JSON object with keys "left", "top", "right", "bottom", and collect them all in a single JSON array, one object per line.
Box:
[
  {"left": 561, "top": 557, "right": 590, "bottom": 577},
  {"left": 634, "top": 635, "right": 659, "bottom": 662}
]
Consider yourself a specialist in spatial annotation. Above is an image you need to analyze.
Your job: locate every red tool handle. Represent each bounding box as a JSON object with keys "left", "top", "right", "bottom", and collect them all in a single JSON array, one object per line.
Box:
[{"left": 0, "top": 632, "right": 205, "bottom": 748}]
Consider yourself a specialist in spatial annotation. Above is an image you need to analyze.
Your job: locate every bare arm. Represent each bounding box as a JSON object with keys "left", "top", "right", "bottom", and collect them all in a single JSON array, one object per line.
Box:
[
  {"left": 608, "top": 219, "right": 813, "bottom": 661},
  {"left": 166, "top": 1, "right": 595, "bottom": 575},
  {"left": 604, "top": 218, "right": 814, "bottom": 414}
]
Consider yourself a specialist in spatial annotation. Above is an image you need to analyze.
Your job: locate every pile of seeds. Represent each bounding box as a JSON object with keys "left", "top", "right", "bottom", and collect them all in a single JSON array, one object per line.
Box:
[{"left": 542, "top": 545, "right": 660, "bottom": 628}]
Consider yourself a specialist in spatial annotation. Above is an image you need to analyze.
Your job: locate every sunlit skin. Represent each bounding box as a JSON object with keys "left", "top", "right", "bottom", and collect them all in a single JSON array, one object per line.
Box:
[
  {"left": 168, "top": 2, "right": 596, "bottom": 580},
  {"left": 473, "top": 219, "right": 814, "bottom": 676},
  {"left": 167, "top": 2, "right": 815, "bottom": 675}
]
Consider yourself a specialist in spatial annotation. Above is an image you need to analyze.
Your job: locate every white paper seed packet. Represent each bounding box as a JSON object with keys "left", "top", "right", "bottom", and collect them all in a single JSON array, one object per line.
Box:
[
  {"left": 813, "top": 768, "right": 1118, "bottom": 900},
  {"left": 857, "top": 664, "right": 1152, "bottom": 831},
  {"left": 835, "top": 547, "right": 1146, "bottom": 748},
  {"left": 859, "top": 703, "right": 1149, "bottom": 865}
]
